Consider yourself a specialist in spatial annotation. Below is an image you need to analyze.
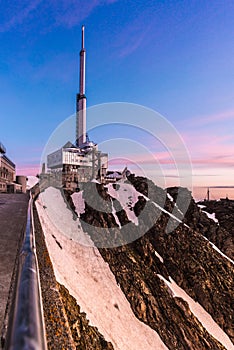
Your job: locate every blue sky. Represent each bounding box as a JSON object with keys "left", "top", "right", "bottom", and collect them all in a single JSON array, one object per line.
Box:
[{"left": 0, "top": 0, "right": 233, "bottom": 195}]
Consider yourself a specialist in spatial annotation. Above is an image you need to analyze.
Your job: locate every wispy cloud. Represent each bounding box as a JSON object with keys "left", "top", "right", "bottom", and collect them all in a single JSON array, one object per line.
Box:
[
  {"left": 117, "top": 24, "right": 152, "bottom": 58},
  {"left": 189, "top": 157, "right": 233, "bottom": 168},
  {"left": 202, "top": 109, "right": 234, "bottom": 123},
  {"left": 182, "top": 108, "right": 234, "bottom": 127},
  {"left": 51, "top": 0, "right": 119, "bottom": 28},
  {"left": 16, "top": 164, "right": 40, "bottom": 176},
  {"left": 182, "top": 130, "right": 233, "bottom": 153},
  {"left": 209, "top": 185, "right": 234, "bottom": 188},
  {"left": 106, "top": 133, "right": 233, "bottom": 181},
  {"left": 0, "top": 0, "right": 42, "bottom": 32},
  {"left": 0, "top": 0, "right": 119, "bottom": 32},
  {"left": 49, "top": 0, "right": 99, "bottom": 28},
  {"left": 112, "top": 11, "right": 154, "bottom": 58}
]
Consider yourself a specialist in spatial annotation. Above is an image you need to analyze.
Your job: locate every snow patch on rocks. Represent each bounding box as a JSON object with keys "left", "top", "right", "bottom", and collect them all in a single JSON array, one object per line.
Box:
[
  {"left": 203, "top": 236, "right": 234, "bottom": 265},
  {"left": 158, "top": 275, "right": 234, "bottom": 350},
  {"left": 155, "top": 250, "right": 164, "bottom": 263},
  {"left": 106, "top": 182, "right": 141, "bottom": 225},
  {"left": 204, "top": 211, "right": 219, "bottom": 223},
  {"left": 198, "top": 205, "right": 219, "bottom": 223},
  {"left": 71, "top": 191, "right": 85, "bottom": 216},
  {"left": 167, "top": 193, "right": 174, "bottom": 202}
]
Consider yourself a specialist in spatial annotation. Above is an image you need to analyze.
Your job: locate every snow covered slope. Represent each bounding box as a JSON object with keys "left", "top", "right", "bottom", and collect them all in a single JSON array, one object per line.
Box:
[
  {"left": 26, "top": 175, "right": 39, "bottom": 189},
  {"left": 36, "top": 187, "right": 168, "bottom": 350},
  {"left": 35, "top": 177, "right": 234, "bottom": 350},
  {"left": 79, "top": 178, "right": 234, "bottom": 349}
]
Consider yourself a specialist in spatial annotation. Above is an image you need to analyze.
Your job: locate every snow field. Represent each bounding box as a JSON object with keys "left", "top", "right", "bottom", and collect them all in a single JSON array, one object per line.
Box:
[{"left": 36, "top": 187, "right": 168, "bottom": 350}]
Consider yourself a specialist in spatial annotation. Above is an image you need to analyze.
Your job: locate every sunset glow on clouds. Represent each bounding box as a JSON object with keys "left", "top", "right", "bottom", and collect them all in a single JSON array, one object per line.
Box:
[
  {"left": 179, "top": 109, "right": 233, "bottom": 189},
  {"left": 15, "top": 105, "right": 234, "bottom": 198},
  {"left": 16, "top": 165, "right": 40, "bottom": 177},
  {"left": 105, "top": 106, "right": 233, "bottom": 195}
]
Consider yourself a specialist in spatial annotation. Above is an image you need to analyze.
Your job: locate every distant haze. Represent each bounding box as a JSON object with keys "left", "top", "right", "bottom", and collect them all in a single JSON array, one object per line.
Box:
[{"left": 193, "top": 187, "right": 234, "bottom": 201}]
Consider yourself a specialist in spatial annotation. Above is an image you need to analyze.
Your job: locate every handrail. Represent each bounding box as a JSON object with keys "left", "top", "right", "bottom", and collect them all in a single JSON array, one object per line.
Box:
[{"left": 4, "top": 195, "right": 47, "bottom": 350}]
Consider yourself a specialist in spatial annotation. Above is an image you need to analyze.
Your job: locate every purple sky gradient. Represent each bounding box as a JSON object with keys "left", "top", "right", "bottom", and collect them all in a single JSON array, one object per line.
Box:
[{"left": 0, "top": 0, "right": 233, "bottom": 197}]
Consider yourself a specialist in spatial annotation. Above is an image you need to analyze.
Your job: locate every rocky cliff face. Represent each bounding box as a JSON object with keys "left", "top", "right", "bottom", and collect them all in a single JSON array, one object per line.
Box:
[
  {"left": 173, "top": 191, "right": 234, "bottom": 261},
  {"left": 196, "top": 198, "right": 234, "bottom": 260},
  {"left": 71, "top": 175, "right": 234, "bottom": 350},
  {"left": 59, "top": 284, "right": 114, "bottom": 350}
]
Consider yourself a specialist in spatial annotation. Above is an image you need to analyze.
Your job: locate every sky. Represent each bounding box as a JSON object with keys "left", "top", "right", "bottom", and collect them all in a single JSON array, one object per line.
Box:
[{"left": 0, "top": 0, "right": 233, "bottom": 198}]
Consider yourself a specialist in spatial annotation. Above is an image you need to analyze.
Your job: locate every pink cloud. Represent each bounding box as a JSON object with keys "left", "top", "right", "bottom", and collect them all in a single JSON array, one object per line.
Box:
[
  {"left": 108, "top": 151, "right": 173, "bottom": 166},
  {"left": 16, "top": 164, "right": 40, "bottom": 176},
  {"left": 107, "top": 137, "right": 233, "bottom": 175},
  {"left": 181, "top": 131, "right": 233, "bottom": 159},
  {"left": 184, "top": 108, "right": 234, "bottom": 127},
  {"left": 189, "top": 157, "right": 233, "bottom": 168}
]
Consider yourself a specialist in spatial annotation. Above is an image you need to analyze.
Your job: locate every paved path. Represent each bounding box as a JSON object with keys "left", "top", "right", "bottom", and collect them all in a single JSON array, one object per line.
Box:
[{"left": 0, "top": 193, "right": 29, "bottom": 331}]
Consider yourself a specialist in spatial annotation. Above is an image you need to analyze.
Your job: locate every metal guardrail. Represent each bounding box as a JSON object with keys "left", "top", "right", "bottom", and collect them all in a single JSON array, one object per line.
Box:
[{"left": 4, "top": 195, "right": 47, "bottom": 350}]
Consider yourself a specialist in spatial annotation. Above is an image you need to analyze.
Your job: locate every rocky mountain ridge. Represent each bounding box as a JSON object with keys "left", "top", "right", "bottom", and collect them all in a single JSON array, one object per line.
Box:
[
  {"left": 73, "top": 175, "right": 233, "bottom": 350},
  {"left": 35, "top": 174, "right": 234, "bottom": 350}
]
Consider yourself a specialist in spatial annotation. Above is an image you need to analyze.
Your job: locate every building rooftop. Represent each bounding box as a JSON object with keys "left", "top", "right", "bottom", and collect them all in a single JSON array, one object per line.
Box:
[
  {"left": 0, "top": 142, "right": 6, "bottom": 154},
  {"left": 2, "top": 155, "right": 15, "bottom": 169}
]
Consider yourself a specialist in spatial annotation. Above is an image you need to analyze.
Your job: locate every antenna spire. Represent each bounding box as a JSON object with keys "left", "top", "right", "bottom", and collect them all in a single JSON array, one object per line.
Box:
[
  {"left": 79, "top": 25, "right": 86, "bottom": 95},
  {"left": 207, "top": 187, "right": 210, "bottom": 201},
  {"left": 81, "top": 25, "right": 85, "bottom": 49},
  {"left": 76, "top": 25, "right": 87, "bottom": 147}
]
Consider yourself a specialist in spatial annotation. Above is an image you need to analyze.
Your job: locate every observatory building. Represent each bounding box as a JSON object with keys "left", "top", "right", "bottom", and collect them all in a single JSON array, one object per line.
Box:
[
  {"left": 0, "top": 142, "right": 15, "bottom": 192},
  {"left": 0, "top": 143, "right": 26, "bottom": 193},
  {"left": 47, "top": 26, "right": 108, "bottom": 190}
]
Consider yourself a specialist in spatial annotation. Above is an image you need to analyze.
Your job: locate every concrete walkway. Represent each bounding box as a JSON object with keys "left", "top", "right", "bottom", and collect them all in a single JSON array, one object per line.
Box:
[{"left": 0, "top": 193, "right": 29, "bottom": 331}]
